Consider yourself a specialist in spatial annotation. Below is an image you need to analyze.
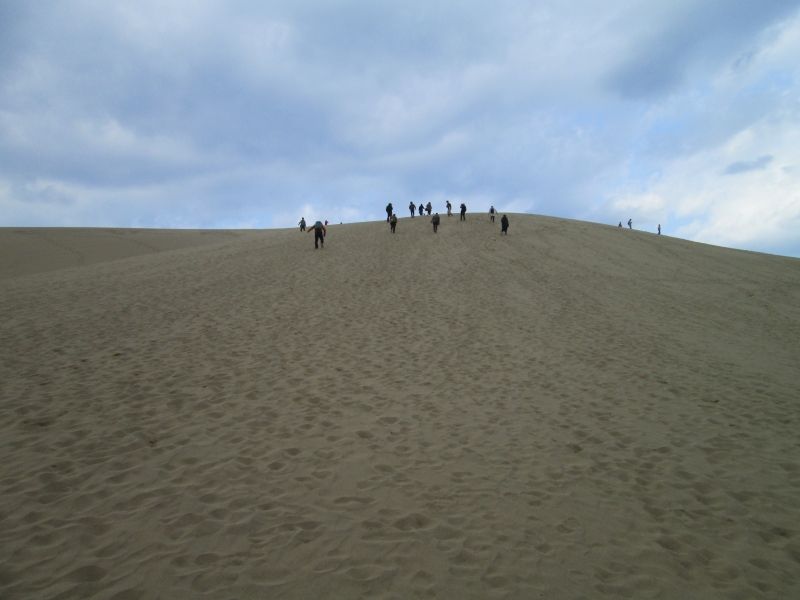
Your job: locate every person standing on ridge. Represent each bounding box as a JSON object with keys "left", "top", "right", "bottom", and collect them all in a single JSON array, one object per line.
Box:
[
  {"left": 309, "top": 220, "right": 327, "bottom": 249},
  {"left": 431, "top": 212, "right": 440, "bottom": 233},
  {"left": 500, "top": 214, "right": 509, "bottom": 235},
  {"left": 390, "top": 213, "right": 398, "bottom": 234},
  {"left": 627, "top": 218, "right": 632, "bottom": 229},
  {"left": 446, "top": 200, "right": 452, "bottom": 216},
  {"left": 460, "top": 203, "right": 467, "bottom": 221},
  {"left": 409, "top": 201, "right": 416, "bottom": 217},
  {"left": 299, "top": 217, "right": 306, "bottom": 232},
  {"left": 658, "top": 224, "right": 661, "bottom": 235},
  {"left": 426, "top": 202, "right": 432, "bottom": 216},
  {"left": 489, "top": 206, "right": 496, "bottom": 223},
  {"left": 386, "top": 203, "right": 393, "bottom": 222},
  {"left": 418, "top": 203, "right": 424, "bottom": 217}
]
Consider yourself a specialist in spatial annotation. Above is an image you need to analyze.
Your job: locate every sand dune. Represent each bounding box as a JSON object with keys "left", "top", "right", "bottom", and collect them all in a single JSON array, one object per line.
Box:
[
  {"left": 1, "top": 214, "right": 799, "bottom": 599},
  {"left": 0, "top": 228, "right": 262, "bottom": 281}
]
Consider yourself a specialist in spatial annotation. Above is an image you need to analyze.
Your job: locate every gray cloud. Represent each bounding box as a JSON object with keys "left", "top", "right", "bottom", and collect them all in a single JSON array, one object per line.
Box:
[
  {"left": 723, "top": 155, "right": 774, "bottom": 175},
  {"left": 606, "top": 0, "right": 800, "bottom": 98},
  {"left": 1, "top": 1, "right": 799, "bottom": 255}
]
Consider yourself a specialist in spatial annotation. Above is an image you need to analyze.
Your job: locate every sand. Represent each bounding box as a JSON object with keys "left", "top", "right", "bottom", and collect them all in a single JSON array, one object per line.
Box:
[{"left": 1, "top": 215, "right": 799, "bottom": 599}]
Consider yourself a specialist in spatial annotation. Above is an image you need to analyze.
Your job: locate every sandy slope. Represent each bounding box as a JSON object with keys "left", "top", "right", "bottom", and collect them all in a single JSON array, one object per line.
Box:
[
  {"left": 1, "top": 214, "right": 799, "bottom": 599},
  {"left": 0, "top": 228, "right": 262, "bottom": 280}
]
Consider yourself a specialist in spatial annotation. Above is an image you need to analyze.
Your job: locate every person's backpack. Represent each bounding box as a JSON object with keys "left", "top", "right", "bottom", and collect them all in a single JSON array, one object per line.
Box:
[{"left": 314, "top": 221, "right": 323, "bottom": 231}]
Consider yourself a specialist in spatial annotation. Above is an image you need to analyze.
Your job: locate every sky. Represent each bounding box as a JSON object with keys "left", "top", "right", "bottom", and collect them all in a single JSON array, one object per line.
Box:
[{"left": 2, "top": 1, "right": 800, "bottom": 257}]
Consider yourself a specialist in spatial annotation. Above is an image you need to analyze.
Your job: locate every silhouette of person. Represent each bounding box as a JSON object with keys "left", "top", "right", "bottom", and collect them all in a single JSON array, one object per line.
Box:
[
  {"left": 460, "top": 203, "right": 467, "bottom": 221},
  {"left": 618, "top": 222, "right": 622, "bottom": 228},
  {"left": 385, "top": 203, "right": 393, "bottom": 222},
  {"left": 446, "top": 200, "right": 452, "bottom": 216},
  {"left": 658, "top": 224, "right": 661, "bottom": 235},
  {"left": 500, "top": 214, "right": 509, "bottom": 235},
  {"left": 299, "top": 217, "right": 306, "bottom": 232},
  {"left": 418, "top": 203, "right": 424, "bottom": 216},
  {"left": 431, "top": 212, "right": 440, "bottom": 233},
  {"left": 390, "top": 213, "right": 397, "bottom": 233},
  {"left": 489, "top": 206, "right": 496, "bottom": 223},
  {"left": 627, "top": 218, "right": 632, "bottom": 229},
  {"left": 409, "top": 201, "right": 416, "bottom": 218},
  {"left": 425, "top": 202, "right": 432, "bottom": 216},
  {"left": 309, "top": 220, "right": 327, "bottom": 249}
]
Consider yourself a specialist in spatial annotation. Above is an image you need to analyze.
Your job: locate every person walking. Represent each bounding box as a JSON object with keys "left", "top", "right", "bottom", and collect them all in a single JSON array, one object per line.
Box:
[
  {"left": 309, "top": 220, "right": 327, "bottom": 249},
  {"left": 385, "top": 203, "right": 393, "bottom": 222},
  {"left": 409, "top": 201, "right": 416, "bottom": 218},
  {"left": 627, "top": 218, "right": 632, "bottom": 229},
  {"left": 460, "top": 203, "right": 467, "bottom": 221},
  {"left": 618, "top": 221, "right": 622, "bottom": 228},
  {"left": 390, "top": 213, "right": 398, "bottom": 233},
  {"left": 658, "top": 224, "right": 661, "bottom": 235},
  {"left": 489, "top": 206, "right": 496, "bottom": 222},
  {"left": 431, "top": 212, "right": 440, "bottom": 233},
  {"left": 418, "top": 203, "right": 424, "bottom": 217},
  {"left": 299, "top": 217, "right": 306, "bottom": 232},
  {"left": 500, "top": 214, "right": 509, "bottom": 235},
  {"left": 426, "top": 202, "right": 432, "bottom": 216},
  {"left": 446, "top": 200, "right": 452, "bottom": 216}
]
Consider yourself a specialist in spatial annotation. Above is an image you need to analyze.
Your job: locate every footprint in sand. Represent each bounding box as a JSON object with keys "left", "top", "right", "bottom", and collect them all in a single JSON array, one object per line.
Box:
[
  {"left": 333, "top": 495, "right": 374, "bottom": 505},
  {"left": 194, "top": 553, "right": 219, "bottom": 566},
  {"left": 66, "top": 565, "right": 107, "bottom": 583},
  {"left": 345, "top": 564, "right": 395, "bottom": 582},
  {"left": 556, "top": 517, "right": 582, "bottom": 535},
  {"left": 393, "top": 513, "right": 432, "bottom": 531}
]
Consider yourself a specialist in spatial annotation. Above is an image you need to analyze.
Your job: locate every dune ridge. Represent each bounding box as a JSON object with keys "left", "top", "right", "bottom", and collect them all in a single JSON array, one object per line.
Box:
[{"left": 1, "top": 214, "right": 799, "bottom": 599}]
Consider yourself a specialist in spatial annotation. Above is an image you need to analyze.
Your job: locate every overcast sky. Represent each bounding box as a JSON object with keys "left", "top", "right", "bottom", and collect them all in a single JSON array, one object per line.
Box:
[{"left": 2, "top": 1, "right": 800, "bottom": 256}]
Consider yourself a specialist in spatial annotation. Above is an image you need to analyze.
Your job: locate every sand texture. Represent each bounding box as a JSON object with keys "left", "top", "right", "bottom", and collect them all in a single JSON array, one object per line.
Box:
[
  {"left": 0, "top": 228, "right": 263, "bottom": 281},
  {"left": 1, "top": 215, "right": 799, "bottom": 599}
]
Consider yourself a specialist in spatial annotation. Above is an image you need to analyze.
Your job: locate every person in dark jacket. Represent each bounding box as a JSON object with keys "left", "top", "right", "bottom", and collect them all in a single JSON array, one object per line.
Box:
[
  {"left": 460, "top": 203, "right": 467, "bottom": 221},
  {"left": 418, "top": 203, "right": 424, "bottom": 216},
  {"left": 409, "top": 201, "right": 416, "bottom": 217},
  {"left": 385, "top": 203, "right": 393, "bottom": 222},
  {"left": 390, "top": 213, "right": 398, "bottom": 233},
  {"left": 309, "top": 220, "right": 327, "bottom": 248},
  {"left": 500, "top": 214, "right": 509, "bottom": 235},
  {"left": 431, "top": 213, "right": 440, "bottom": 233}
]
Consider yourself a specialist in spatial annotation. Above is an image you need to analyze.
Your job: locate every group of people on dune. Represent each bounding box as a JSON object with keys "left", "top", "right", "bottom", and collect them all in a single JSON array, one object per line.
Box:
[
  {"left": 385, "top": 202, "right": 509, "bottom": 236},
  {"left": 299, "top": 203, "right": 509, "bottom": 249}
]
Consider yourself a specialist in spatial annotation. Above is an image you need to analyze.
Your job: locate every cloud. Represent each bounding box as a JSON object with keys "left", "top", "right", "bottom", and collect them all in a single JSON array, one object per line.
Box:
[
  {"left": 600, "top": 112, "right": 800, "bottom": 255},
  {"left": 605, "top": 0, "right": 800, "bottom": 99},
  {"left": 1, "top": 1, "right": 799, "bottom": 255},
  {"left": 723, "top": 155, "right": 774, "bottom": 175}
]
